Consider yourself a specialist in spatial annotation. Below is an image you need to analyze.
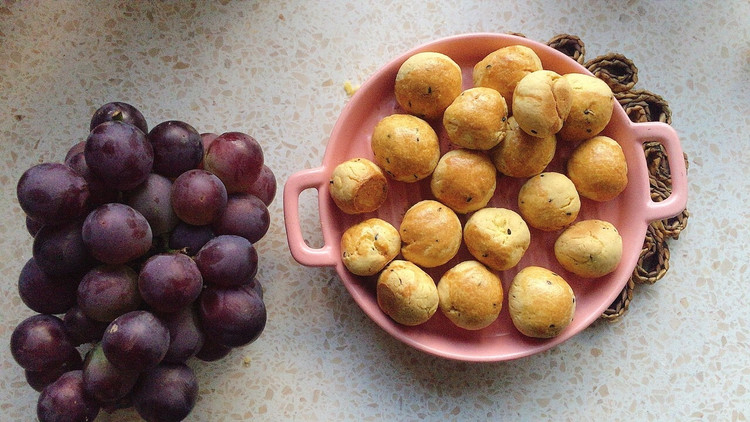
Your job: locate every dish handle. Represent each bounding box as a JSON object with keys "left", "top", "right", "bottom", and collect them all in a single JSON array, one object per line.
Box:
[
  {"left": 631, "top": 122, "right": 689, "bottom": 223},
  {"left": 283, "top": 167, "right": 338, "bottom": 267}
]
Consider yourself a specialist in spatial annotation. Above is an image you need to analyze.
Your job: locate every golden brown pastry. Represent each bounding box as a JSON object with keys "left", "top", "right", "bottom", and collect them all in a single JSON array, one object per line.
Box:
[
  {"left": 340, "top": 218, "right": 401, "bottom": 276},
  {"left": 394, "top": 52, "right": 463, "bottom": 120},
  {"left": 329, "top": 158, "right": 388, "bottom": 214},
  {"left": 463, "top": 207, "right": 530, "bottom": 271},
  {"left": 490, "top": 116, "right": 556, "bottom": 178},
  {"left": 442, "top": 87, "right": 508, "bottom": 150},
  {"left": 518, "top": 172, "right": 580, "bottom": 231},
  {"left": 472, "top": 45, "right": 543, "bottom": 113},
  {"left": 557, "top": 73, "right": 615, "bottom": 143},
  {"left": 566, "top": 135, "right": 628, "bottom": 202},
  {"left": 508, "top": 266, "right": 576, "bottom": 338},
  {"left": 377, "top": 260, "right": 439, "bottom": 326},
  {"left": 370, "top": 114, "right": 440, "bottom": 183},
  {"left": 429, "top": 149, "right": 497, "bottom": 214},
  {"left": 437, "top": 260, "right": 504, "bottom": 330},
  {"left": 399, "top": 200, "right": 462, "bottom": 268},
  {"left": 554, "top": 219, "right": 623, "bottom": 278},
  {"left": 512, "top": 70, "right": 573, "bottom": 138}
]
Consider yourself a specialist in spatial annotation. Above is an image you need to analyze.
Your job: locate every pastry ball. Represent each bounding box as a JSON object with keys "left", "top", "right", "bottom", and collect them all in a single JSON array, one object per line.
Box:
[
  {"left": 508, "top": 266, "right": 575, "bottom": 338},
  {"left": 430, "top": 149, "right": 497, "bottom": 214},
  {"left": 472, "top": 45, "right": 543, "bottom": 113},
  {"left": 463, "top": 207, "right": 530, "bottom": 271},
  {"left": 557, "top": 73, "right": 614, "bottom": 143},
  {"left": 340, "top": 218, "right": 401, "bottom": 276},
  {"left": 554, "top": 219, "right": 623, "bottom": 278},
  {"left": 512, "top": 70, "right": 573, "bottom": 138},
  {"left": 442, "top": 87, "right": 508, "bottom": 150},
  {"left": 399, "top": 200, "right": 462, "bottom": 268},
  {"left": 490, "top": 116, "right": 556, "bottom": 178},
  {"left": 329, "top": 158, "right": 388, "bottom": 214},
  {"left": 518, "top": 172, "right": 580, "bottom": 231},
  {"left": 566, "top": 135, "right": 628, "bottom": 202},
  {"left": 437, "top": 260, "right": 504, "bottom": 330},
  {"left": 377, "top": 260, "right": 439, "bottom": 326},
  {"left": 370, "top": 114, "right": 440, "bottom": 183},
  {"left": 394, "top": 52, "right": 463, "bottom": 120}
]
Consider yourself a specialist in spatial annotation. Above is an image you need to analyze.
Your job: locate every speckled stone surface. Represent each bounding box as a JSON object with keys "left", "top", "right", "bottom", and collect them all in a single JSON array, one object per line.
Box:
[{"left": 1, "top": 0, "right": 749, "bottom": 420}]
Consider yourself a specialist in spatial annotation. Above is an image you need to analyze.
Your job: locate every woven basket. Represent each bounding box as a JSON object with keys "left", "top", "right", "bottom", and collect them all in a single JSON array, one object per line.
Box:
[{"left": 585, "top": 53, "right": 639, "bottom": 93}]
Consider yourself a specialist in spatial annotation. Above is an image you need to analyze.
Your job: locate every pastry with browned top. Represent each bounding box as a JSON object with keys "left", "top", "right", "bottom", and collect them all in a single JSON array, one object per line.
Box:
[
  {"left": 566, "top": 135, "right": 628, "bottom": 202},
  {"left": 443, "top": 87, "right": 508, "bottom": 150},
  {"left": 508, "top": 266, "right": 576, "bottom": 338},
  {"left": 340, "top": 218, "right": 400, "bottom": 277},
  {"left": 554, "top": 219, "right": 623, "bottom": 278},
  {"left": 329, "top": 158, "right": 388, "bottom": 214},
  {"left": 395, "top": 52, "right": 463, "bottom": 120},
  {"left": 473, "top": 45, "right": 543, "bottom": 113},
  {"left": 370, "top": 114, "right": 440, "bottom": 183},
  {"left": 557, "top": 73, "right": 614, "bottom": 143},
  {"left": 399, "top": 200, "right": 462, "bottom": 268},
  {"left": 430, "top": 149, "right": 497, "bottom": 214},
  {"left": 518, "top": 172, "right": 580, "bottom": 231},
  {"left": 490, "top": 116, "right": 556, "bottom": 178},
  {"left": 377, "top": 260, "right": 439, "bottom": 326},
  {"left": 437, "top": 260, "right": 504, "bottom": 330},
  {"left": 512, "top": 70, "right": 572, "bottom": 138},
  {"left": 463, "top": 207, "right": 530, "bottom": 271}
]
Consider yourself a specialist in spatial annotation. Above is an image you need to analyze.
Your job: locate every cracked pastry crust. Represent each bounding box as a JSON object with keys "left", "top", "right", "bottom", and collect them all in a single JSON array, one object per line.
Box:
[
  {"left": 512, "top": 70, "right": 573, "bottom": 138},
  {"left": 472, "top": 45, "right": 542, "bottom": 113},
  {"left": 566, "top": 135, "right": 628, "bottom": 202},
  {"left": 437, "top": 260, "right": 504, "bottom": 330},
  {"left": 376, "top": 259, "right": 439, "bottom": 326},
  {"left": 340, "top": 218, "right": 401, "bottom": 276},
  {"left": 463, "top": 207, "right": 530, "bottom": 271},
  {"left": 508, "top": 266, "right": 575, "bottom": 338},
  {"left": 557, "top": 73, "right": 614, "bottom": 143},
  {"left": 394, "top": 52, "right": 463, "bottom": 120},
  {"left": 442, "top": 87, "right": 509, "bottom": 151},
  {"left": 518, "top": 172, "right": 580, "bottom": 231},
  {"left": 329, "top": 158, "right": 388, "bottom": 214},
  {"left": 490, "top": 116, "right": 556, "bottom": 178},
  {"left": 430, "top": 149, "right": 497, "bottom": 214},
  {"left": 370, "top": 114, "right": 440, "bottom": 183},
  {"left": 554, "top": 219, "right": 623, "bottom": 278},
  {"left": 399, "top": 200, "right": 462, "bottom": 268}
]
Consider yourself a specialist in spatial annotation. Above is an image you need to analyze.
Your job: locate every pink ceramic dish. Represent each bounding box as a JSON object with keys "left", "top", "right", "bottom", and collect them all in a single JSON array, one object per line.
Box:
[{"left": 283, "top": 33, "right": 688, "bottom": 362}]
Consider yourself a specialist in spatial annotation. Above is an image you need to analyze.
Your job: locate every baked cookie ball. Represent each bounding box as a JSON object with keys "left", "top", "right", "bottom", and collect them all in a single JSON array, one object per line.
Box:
[
  {"left": 399, "top": 200, "right": 462, "bottom": 268},
  {"left": 566, "top": 135, "right": 628, "bottom": 202},
  {"left": 329, "top": 158, "right": 388, "bottom": 214},
  {"left": 508, "top": 266, "right": 575, "bottom": 338},
  {"left": 472, "top": 45, "right": 543, "bottom": 113},
  {"left": 340, "top": 218, "right": 401, "bottom": 277},
  {"left": 442, "top": 87, "right": 508, "bottom": 150},
  {"left": 430, "top": 149, "right": 497, "bottom": 214},
  {"left": 437, "top": 260, "right": 504, "bottom": 330},
  {"left": 554, "top": 219, "right": 623, "bottom": 278},
  {"left": 463, "top": 207, "right": 530, "bottom": 271},
  {"left": 371, "top": 114, "right": 440, "bottom": 183},
  {"left": 490, "top": 116, "right": 556, "bottom": 178},
  {"left": 557, "top": 73, "right": 614, "bottom": 143},
  {"left": 512, "top": 70, "right": 573, "bottom": 138},
  {"left": 377, "top": 260, "right": 439, "bottom": 326},
  {"left": 394, "top": 52, "right": 463, "bottom": 120},
  {"left": 518, "top": 172, "right": 580, "bottom": 231}
]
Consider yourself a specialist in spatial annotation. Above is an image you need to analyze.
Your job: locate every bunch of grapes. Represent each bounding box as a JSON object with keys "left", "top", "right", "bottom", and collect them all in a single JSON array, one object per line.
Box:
[{"left": 12, "top": 102, "right": 276, "bottom": 422}]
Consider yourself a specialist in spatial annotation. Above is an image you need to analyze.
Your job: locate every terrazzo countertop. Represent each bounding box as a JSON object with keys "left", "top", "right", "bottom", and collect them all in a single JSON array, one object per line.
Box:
[{"left": 1, "top": 1, "right": 748, "bottom": 420}]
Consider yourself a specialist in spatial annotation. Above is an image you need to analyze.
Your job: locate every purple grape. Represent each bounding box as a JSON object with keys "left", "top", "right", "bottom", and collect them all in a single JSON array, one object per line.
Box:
[
  {"left": 33, "top": 219, "right": 93, "bottom": 276},
  {"left": 25, "top": 215, "right": 44, "bottom": 237},
  {"left": 63, "top": 306, "right": 109, "bottom": 346},
  {"left": 171, "top": 169, "right": 227, "bottom": 226},
  {"left": 168, "top": 223, "right": 214, "bottom": 256},
  {"left": 90, "top": 101, "right": 148, "bottom": 134},
  {"left": 248, "top": 277, "right": 264, "bottom": 300},
  {"left": 123, "top": 173, "right": 179, "bottom": 236},
  {"left": 245, "top": 164, "right": 277, "bottom": 206},
  {"left": 158, "top": 306, "right": 205, "bottom": 363},
  {"left": 148, "top": 120, "right": 204, "bottom": 178},
  {"left": 194, "top": 235, "right": 258, "bottom": 288},
  {"left": 82, "top": 343, "right": 139, "bottom": 404},
  {"left": 102, "top": 310, "right": 170, "bottom": 372},
  {"left": 65, "top": 150, "right": 120, "bottom": 207},
  {"left": 64, "top": 141, "right": 86, "bottom": 163},
  {"left": 10, "top": 314, "right": 77, "bottom": 372},
  {"left": 82, "top": 203, "right": 153, "bottom": 265},
  {"left": 132, "top": 362, "right": 198, "bottom": 422},
  {"left": 25, "top": 351, "right": 83, "bottom": 392},
  {"left": 16, "top": 163, "right": 90, "bottom": 225},
  {"left": 195, "top": 336, "right": 232, "bottom": 362},
  {"left": 37, "top": 370, "right": 100, "bottom": 422},
  {"left": 203, "top": 131, "right": 264, "bottom": 193},
  {"left": 18, "top": 257, "right": 78, "bottom": 315},
  {"left": 84, "top": 120, "right": 153, "bottom": 191},
  {"left": 212, "top": 193, "right": 270, "bottom": 243},
  {"left": 77, "top": 265, "right": 141, "bottom": 322},
  {"left": 198, "top": 283, "right": 266, "bottom": 347},
  {"left": 138, "top": 253, "right": 203, "bottom": 313}
]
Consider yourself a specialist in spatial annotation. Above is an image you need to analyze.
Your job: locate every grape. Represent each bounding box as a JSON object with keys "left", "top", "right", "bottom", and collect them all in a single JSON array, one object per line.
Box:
[
  {"left": 158, "top": 306, "right": 205, "bottom": 363},
  {"left": 77, "top": 265, "right": 141, "bottom": 322},
  {"left": 85, "top": 120, "right": 153, "bottom": 191},
  {"left": 82, "top": 203, "right": 153, "bottom": 265},
  {"left": 102, "top": 310, "right": 170, "bottom": 372},
  {"left": 10, "top": 314, "right": 77, "bottom": 372},
  {"left": 132, "top": 362, "right": 198, "bottom": 422},
  {"left": 138, "top": 253, "right": 203, "bottom": 313},
  {"left": 198, "top": 282, "right": 266, "bottom": 347},
  {"left": 213, "top": 193, "right": 270, "bottom": 243},
  {"left": 82, "top": 343, "right": 139, "bottom": 403},
  {"left": 18, "top": 257, "right": 78, "bottom": 315},
  {"left": 90, "top": 101, "right": 148, "bottom": 134},
  {"left": 194, "top": 235, "right": 258, "bottom": 287},
  {"left": 25, "top": 350, "right": 83, "bottom": 392},
  {"left": 37, "top": 370, "right": 100, "bottom": 422},
  {"left": 195, "top": 336, "right": 232, "bottom": 362},
  {"left": 123, "top": 173, "right": 179, "bottom": 236},
  {"left": 25, "top": 215, "right": 44, "bottom": 237},
  {"left": 64, "top": 141, "right": 86, "bottom": 163},
  {"left": 16, "top": 163, "right": 90, "bottom": 225},
  {"left": 33, "top": 219, "right": 93, "bottom": 276},
  {"left": 248, "top": 277, "right": 264, "bottom": 300},
  {"left": 63, "top": 306, "right": 109, "bottom": 346},
  {"left": 65, "top": 150, "right": 120, "bottom": 207},
  {"left": 245, "top": 164, "right": 277, "bottom": 206},
  {"left": 171, "top": 169, "right": 228, "bottom": 226},
  {"left": 203, "top": 131, "right": 264, "bottom": 193},
  {"left": 148, "top": 120, "right": 204, "bottom": 177},
  {"left": 168, "top": 222, "right": 214, "bottom": 256}
]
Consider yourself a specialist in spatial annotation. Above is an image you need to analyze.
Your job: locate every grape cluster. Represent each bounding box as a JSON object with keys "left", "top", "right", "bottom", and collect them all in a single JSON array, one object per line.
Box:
[{"left": 12, "top": 102, "right": 276, "bottom": 422}]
